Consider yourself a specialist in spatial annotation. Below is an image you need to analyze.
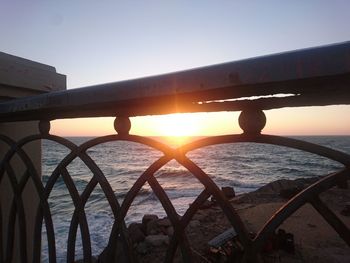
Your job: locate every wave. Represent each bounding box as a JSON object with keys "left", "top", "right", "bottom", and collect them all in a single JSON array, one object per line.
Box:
[{"left": 155, "top": 169, "right": 192, "bottom": 178}]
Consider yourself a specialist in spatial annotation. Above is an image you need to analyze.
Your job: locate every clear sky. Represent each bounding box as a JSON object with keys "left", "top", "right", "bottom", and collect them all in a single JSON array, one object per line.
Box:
[{"left": 1, "top": 1, "right": 350, "bottom": 136}]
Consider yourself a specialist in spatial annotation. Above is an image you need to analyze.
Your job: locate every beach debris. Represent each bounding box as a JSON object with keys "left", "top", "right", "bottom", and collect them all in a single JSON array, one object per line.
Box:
[
  {"left": 207, "top": 227, "right": 245, "bottom": 261},
  {"left": 262, "top": 229, "right": 295, "bottom": 255},
  {"left": 341, "top": 202, "right": 350, "bottom": 216},
  {"left": 284, "top": 233, "right": 295, "bottom": 254},
  {"left": 208, "top": 228, "right": 237, "bottom": 248},
  {"left": 222, "top": 186, "right": 236, "bottom": 199},
  {"left": 211, "top": 186, "right": 236, "bottom": 203}
]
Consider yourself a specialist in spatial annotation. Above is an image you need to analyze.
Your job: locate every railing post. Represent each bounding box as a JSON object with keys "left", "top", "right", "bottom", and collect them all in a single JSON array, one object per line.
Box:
[{"left": 0, "top": 52, "right": 66, "bottom": 262}]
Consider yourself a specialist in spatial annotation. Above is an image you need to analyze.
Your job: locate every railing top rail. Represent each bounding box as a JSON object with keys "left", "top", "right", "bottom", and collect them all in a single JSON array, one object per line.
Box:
[{"left": 1, "top": 41, "right": 350, "bottom": 122}]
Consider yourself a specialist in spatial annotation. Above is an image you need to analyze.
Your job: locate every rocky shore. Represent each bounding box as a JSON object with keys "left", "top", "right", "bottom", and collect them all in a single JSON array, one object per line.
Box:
[{"left": 92, "top": 176, "right": 350, "bottom": 262}]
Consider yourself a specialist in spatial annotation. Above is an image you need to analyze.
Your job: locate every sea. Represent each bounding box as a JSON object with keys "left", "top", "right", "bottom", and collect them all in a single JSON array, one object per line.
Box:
[{"left": 41, "top": 136, "right": 350, "bottom": 262}]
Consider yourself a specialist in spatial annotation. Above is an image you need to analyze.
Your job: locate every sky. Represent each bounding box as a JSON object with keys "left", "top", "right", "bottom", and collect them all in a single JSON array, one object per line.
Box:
[{"left": 1, "top": 0, "right": 350, "bottom": 136}]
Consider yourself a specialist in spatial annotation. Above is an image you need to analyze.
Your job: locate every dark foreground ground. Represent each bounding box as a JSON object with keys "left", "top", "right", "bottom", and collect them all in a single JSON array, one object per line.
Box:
[{"left": 91, "top": 177, "right": 350, "bottom": 263}]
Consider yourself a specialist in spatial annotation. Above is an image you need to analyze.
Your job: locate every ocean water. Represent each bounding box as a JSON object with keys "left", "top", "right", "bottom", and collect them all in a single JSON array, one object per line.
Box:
[{"left": 41, "top": 136, "right": 350, "bottom": 261}]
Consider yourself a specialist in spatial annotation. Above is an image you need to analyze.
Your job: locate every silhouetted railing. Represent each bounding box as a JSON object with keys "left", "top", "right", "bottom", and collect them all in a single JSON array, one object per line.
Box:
[{"left": 1, "top": 41, "right": 350, "bottom": 262}]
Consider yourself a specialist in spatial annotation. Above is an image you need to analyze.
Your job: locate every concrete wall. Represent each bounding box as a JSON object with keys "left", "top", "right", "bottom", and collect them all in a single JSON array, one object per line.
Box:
[{"left": 0, "top": 52, "right": 66, "bottom": 262}]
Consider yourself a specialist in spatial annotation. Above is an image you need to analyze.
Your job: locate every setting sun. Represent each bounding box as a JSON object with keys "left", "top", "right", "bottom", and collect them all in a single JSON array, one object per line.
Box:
[{"left": 156, "top": 113, "right": 201, "bottom": 136}]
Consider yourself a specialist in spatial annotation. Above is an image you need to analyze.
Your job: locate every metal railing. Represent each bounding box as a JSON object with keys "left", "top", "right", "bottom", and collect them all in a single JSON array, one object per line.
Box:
[{"left": 1, "top": 41, "right": 350, "bottom": 262}]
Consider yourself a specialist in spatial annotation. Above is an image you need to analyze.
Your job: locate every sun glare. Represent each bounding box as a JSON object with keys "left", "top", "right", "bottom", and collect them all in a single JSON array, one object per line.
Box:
[{"left": 157, "top": 113, "right": 200, "bottom": 136}]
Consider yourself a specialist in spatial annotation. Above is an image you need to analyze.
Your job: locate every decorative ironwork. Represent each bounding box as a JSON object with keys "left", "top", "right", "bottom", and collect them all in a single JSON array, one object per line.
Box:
[{"left": 0, "top": 114, "right": 349, "bottom": 262}]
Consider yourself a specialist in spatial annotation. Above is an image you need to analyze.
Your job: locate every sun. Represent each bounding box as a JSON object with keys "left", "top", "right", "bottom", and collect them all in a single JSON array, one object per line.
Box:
[{"left": 157, "top": 113, "right": 201, "bottom": 137}]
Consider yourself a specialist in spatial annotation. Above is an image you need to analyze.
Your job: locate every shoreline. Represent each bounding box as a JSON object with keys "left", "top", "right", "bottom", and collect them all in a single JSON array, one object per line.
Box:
[{"left": 114, "top": 176, "right": 350, "bottom": 263}]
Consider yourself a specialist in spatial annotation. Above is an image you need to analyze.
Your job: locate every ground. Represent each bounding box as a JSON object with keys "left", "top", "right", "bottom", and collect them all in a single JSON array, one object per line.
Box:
[{"left": 98, "top": 177, "right": 350, "bottom": 263}]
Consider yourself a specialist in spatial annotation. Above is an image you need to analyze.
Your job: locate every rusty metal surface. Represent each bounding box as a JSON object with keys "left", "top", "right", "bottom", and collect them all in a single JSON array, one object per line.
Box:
[{"left": 1, "top": 41, "right": 350, "bottom": 122}]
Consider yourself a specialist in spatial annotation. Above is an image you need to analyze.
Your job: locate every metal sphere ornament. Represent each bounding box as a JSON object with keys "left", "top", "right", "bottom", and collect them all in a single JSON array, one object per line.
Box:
[
  {"left": 238, "top": 109, "right": 266, "bottom": 135},
  {"left": 114, "top": 116, "right": 131, "bottom": 135}
]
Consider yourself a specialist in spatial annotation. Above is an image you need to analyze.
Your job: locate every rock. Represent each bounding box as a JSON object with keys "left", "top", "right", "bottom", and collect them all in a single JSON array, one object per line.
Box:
[
  {"left": 142, "top": 214, "right": 159, "bottom": 227},
  {"left": 98, "top": 238, "right": 129, "bottom": 262},
  {"left": 147, "top": 219, "right": 162, "bottom": 235},
  {"left": 128, "top": 222, "right": 145, "bottom": 243},
  {"left": 257, "top": 179, "right": 299, "bottom": 194},
  {"left": 279, "top": 187, "right": 302, "bottom": 199},
  {"left": 136, "top": 242, "right": 149, "bottom": 254},
  {"left": 222, "top": 186, "right": 235, "bottom": 199},
  {"left": 189, "top": 220, "right": 200, "bottom": 228},
  {"left": 157, "top": 218, "right": 171, "bottom": 227},
  {"left": 199, "top": 200, "right": 213, "bottom": 210},
  {"left": 193, "top": 211, "right": 207, "bottom": 221},
  {"left": 166, "top": 226, "right": 174, "bottom": 236},
  {"left": 145, "top": 235, "right": 169, "bottom": 247}
]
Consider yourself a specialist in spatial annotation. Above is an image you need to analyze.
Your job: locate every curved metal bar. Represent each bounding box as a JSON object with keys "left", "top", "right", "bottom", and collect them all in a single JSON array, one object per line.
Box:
[
  {"left": 178, "top": 134, "right": 350, "bottom": 258},
  {"left": 38, "top": 136, "right": 97, "bottom": 262},
  {"left": 39, "top": 134, "right": 130, "bottom": 262},
  {"left": 165, "top": 189, "right": 211, "bottom": 262},
  {"left": 0, "top": 145, "right": 30, "bottom": 262},
  {"left": 37, "top": 134, "right": 173, "bottom": 261},
  {"left": 180, "top": 134, "right": 350, "bottom": 166},
  {"left": 60, "top": 168, "right": 92, "bottom": 262},
  {"left": 181, "top": 189, "right": 211, "bottom": 227},
  {"left": 2, "top": 130, "right": 349, "bottom": 262},
  {"left": 5, "top": 166, "right": 28, "bottom": 263},
  {"left": 0, "top": 202, "right": 2, "bottom": 263},
  {"left": 106, "top": 156, "right": 171, "bottom": 261},
  {"left": 0, "top": 133, "right": 176, "bottom": 262},
  {"left": 5, "top": 196, "right": 16, "bottom": 263},
  {"left": 93, "top": 136, "right": 249, "bottom": 261},
  {"left": 41, "top": 134, "right": 172, "bottom": 262},
  {"left": 253, "top": 168, "right": 350, "bottom": 252},
  {"left": 42, "top": 134, "right": 173, "bottom": 211},
  {"left": 40, "top": 136, "right": 117, "bottom": 262},
  {"left": 36, "top": 136, "right": 104, "bottom": 262},
  {"left": 310, "top": 196, "right": 350, "bottom": 246},
  {"left": 0, "top": 135, "right": 48, "bottom": 261},
  {"left": 147, "top": 175, "right": 193, "bottom": 262},
  {"left": 174, "top": 154, "right": 252, "bottom": 255},
  {"left": 0, "top": 134, "right": 59, "bottom": 263},
  {"left": 67, "top": 177, "right": 98, "bottom": 262},
  {"left": 2, "top": 166, "right": 32, "bottom": 263},
  {"left": 60, "top": 135, "right": 175, "bottom": 262},
  {"left": 67, "top": 165, "right": 134, "bottom": 263}
]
